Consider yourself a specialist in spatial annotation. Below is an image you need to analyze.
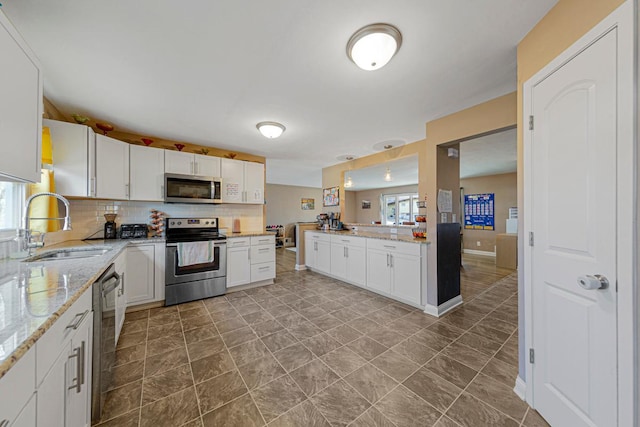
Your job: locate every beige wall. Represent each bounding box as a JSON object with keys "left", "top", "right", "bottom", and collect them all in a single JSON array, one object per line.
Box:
[
  {"left": 460, "top": 172, "right": 517, "bottom": 252},
  {"left": 346, "top": 184, "right": 419, "bottom": 224},
  {"left": 436, "top": 143, "right": 460, "bottom": 224},
  {"left": 265, "top": 184, "right": 323, "bottom": 240}
]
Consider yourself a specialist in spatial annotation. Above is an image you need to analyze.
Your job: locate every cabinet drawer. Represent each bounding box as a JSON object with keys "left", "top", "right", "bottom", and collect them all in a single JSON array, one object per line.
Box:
[
  {"left": 251, "top": 235, "right": 274, "bottom": 246},
  {"left": 306, "top": 232, "right": 330, "bottom": 243},
  {"left": 250, "top": 244, "right": 275, "bottom": 264},
  {"left": 36, "top": 287, "right": 92, "bottom": 386},
  {"left": 251, "top": 262, "right": 275, "bottom": 282},
  {"left": 0, "top": 346, "right": 35, "bottom": 425},
  {"left": 227, "top": 237, "right": 250, "bottom": 248},
  {"left": 366, "top": 239, "right": 421, "bottom": 256},
  {"left": 330, "top": 234, "right": 366, "bottom": 248}
]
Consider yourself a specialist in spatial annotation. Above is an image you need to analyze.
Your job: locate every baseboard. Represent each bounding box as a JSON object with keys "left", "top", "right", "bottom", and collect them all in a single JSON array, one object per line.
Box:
[
  {"left": 463, "top": 249, "right": 496, "bottom": 257},
  {"left": 423, "top": 295, "right": 463, "bottom": 317},
  {"left": 295, "top": 264, "right": 307, "bottom": 271},
  {"left": 513, "top": 376, "right": 526, "bottom": 401}
]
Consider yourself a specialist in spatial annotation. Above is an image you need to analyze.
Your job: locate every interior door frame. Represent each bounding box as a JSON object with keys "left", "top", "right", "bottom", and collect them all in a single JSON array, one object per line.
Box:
[{"left": 522, "top": 1, "right": 636, "bottom": 425}]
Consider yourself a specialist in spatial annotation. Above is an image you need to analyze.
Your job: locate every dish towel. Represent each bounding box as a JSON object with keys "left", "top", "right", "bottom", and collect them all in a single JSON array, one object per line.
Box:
[{"left": 177, "top": 241, "right": 214, "bottom": 267}]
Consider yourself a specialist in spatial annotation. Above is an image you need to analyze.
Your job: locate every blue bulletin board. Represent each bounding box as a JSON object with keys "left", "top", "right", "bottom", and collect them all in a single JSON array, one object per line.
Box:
[{"left": 464, "top": 193, "right": 495, "bottom": 230}]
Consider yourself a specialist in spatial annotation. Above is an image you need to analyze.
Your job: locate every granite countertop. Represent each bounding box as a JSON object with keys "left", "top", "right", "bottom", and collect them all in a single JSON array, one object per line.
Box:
[
  {"left": 306, "top": 229, "right": 431, "bottom": 245},
  {"left": 224, "top": 231, "right": 273, "bottom": 238},
  {"left": 0, "top": 239, "right": 132, "bottom": 379}
]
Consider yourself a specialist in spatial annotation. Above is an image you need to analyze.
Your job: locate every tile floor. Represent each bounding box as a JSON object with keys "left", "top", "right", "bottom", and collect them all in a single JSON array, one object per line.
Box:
[{"left": 94, "top": 251, "right": 550, "bottom": 427}]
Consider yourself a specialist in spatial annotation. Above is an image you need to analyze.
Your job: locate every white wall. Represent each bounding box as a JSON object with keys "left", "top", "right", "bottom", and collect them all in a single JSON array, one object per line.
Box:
[{"left": 44, "top": 199, "right": 263, "bottom": 245}]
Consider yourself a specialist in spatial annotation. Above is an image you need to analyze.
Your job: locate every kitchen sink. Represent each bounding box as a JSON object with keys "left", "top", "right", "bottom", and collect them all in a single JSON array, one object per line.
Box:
[{"left": 23, "top": 246, "right": 112, "bottom": 262}]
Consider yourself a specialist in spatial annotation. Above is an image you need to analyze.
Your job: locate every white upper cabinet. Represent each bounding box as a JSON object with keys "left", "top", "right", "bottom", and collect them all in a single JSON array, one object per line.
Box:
[
  {"left": 130, "top": 145, "right": 164, "bottom": 201},
  {"left": 95, "top": 134, "right": 130, "bottom": 200},
  {"left": 0, "top": 10, "right": 43, "bottom": 183},
  {"left": 220, "top": 158, "right": 244, "bottom": 203},
  {"left": 164, "top": 151, "right": 194, "bottom": 175},
  {"left": 45, "top": 119, "right": 96, "bottom": 197},
  {"left": 194, "top": 153, "right": 220, "bottom": 177},
  {"left": 165, "top": 151, "right": 221, "bottom": 177},
  {"left": 220, "top": 158, "right": 264, "bottom": 204},
  {"left": 244, "top": 161, "right": 264, "bottom": 204}
]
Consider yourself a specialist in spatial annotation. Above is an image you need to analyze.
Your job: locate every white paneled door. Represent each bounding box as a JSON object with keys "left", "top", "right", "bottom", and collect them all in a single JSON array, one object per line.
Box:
[{"left": 528, "top": 28, "right": 618, "bottom": 427}]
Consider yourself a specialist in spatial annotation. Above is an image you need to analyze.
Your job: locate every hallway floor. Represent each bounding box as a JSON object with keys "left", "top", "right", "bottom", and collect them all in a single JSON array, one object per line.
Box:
[{"left": 96, "top": 250, "right": 549, "bottom": 427}]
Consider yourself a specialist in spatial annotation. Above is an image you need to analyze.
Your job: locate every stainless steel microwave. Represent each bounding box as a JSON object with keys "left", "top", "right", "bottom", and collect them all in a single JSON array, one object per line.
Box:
[{"left": 164, "top": 174, "right": 222, "bottom": 204}]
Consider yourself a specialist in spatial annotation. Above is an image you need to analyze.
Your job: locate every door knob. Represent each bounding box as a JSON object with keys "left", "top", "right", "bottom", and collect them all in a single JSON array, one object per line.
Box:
[{"left": 577, "top": 274, "right": 609, "bottom": 290}]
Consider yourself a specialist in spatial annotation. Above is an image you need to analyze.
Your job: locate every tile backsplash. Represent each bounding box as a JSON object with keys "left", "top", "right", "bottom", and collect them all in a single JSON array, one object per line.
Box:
[{"left": 44, "top": 199, "right": 264, "bottom": 245}]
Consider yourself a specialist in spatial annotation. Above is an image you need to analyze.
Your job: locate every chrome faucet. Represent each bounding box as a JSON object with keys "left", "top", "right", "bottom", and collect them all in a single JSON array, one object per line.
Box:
[{"left": 17, "top": 192, "right": 72, "bottom": 254}]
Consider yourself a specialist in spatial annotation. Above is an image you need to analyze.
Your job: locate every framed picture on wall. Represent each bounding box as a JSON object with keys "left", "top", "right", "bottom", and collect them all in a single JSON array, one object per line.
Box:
[
  {"left": 362, "top": 200, "right": 371, "bottom": 209},
  {"left": 301, "top": 198, "right": 315, "bottom": 210},
  {"left": 323, "top": 186, "right": 339, "bottom": 206}
]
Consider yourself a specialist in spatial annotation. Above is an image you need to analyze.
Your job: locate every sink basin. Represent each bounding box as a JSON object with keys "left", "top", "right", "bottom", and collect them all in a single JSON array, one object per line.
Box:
[{"left": 23, "top": 246, "right": 112, "bottom": 262}]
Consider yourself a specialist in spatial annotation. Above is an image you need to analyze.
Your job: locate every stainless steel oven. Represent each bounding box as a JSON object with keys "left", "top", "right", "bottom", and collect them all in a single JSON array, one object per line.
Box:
[{"left": 165, "top": 218, "right": 227, "bottom": 305}]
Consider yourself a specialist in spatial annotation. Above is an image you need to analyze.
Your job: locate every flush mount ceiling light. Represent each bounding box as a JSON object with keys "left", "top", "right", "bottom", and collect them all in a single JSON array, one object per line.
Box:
[
  {"left": 347, "top": 23, "right": 402, "bottom": 71},
  {"left": 384, "top": 167, "right": 393, "bottom": 182},
  {"left": 256, "top": 121, "right": 286, "bottom": 139}
]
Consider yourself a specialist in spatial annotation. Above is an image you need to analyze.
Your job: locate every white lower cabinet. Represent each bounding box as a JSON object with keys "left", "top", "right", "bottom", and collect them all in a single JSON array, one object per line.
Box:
[
  {"left": 125, "top": 244, "right": 156, "bottom": 305},
  {"left": 330, "top": 235, "right": 366, "bottom": 287},
  {"left": 114, "top": 252, "right": 127, "bottom": 345},
  {"left": 306, "top": 232, "right": 427, "bottom": 308},
  {"left": 227, "top": 238, "right": 251, "bottom": 287},
  {"left": 305, "top": 232, "right": 331, "bottom": 275},
  {"left": 227, "top": 235, "right": 275, "bottom": 288},
  {"left": 0, "top": 286, "right": 94, "bottom": 427}
]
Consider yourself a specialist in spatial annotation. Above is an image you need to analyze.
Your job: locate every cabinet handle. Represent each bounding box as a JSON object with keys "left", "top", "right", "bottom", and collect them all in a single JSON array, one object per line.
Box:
[
  {"left": 120, "top": 273, "right": 126, "bottom": 296},
  {"left": 79, "top": 340, "right": 86, "bottom": 387},
  {"left": 68, "top": 346, "right": 82, "bottom": 393},
  {"left": 125, "top": 183, "right": 130, "bottom": 198},
  {"left": 66, "top": 310, "right": 89, "bottom": 330},
  {"left": 386, "top": 253, "right": 390, "bottom": 267},
  {"left": 258, "top": 248, "right": 270, "bottom": 252},
  {"left": 383, "top": 245, "right": 396, "bottom": 249},
  {"left": 390, "top": 254, "right": 394, "bottom": 268},
  {"left": 90, "top": 177, "right": 96, "bottom": 197},
  {"left": 258, "top": 266, "right": 270, "bottom": 270}
]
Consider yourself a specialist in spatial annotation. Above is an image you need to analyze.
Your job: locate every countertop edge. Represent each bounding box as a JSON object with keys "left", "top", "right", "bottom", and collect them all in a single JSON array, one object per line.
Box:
[
  {"left": 0, "top": 242, "right": 130, "bottom": 380},
  {"left": 304, "top": 229, "right": 431, "bottom": 245}
]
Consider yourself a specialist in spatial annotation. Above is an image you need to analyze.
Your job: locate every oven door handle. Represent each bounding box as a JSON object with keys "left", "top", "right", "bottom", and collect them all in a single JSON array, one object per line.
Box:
[{"left": 166, "top": 242, "right": 226, "bottom": 247}]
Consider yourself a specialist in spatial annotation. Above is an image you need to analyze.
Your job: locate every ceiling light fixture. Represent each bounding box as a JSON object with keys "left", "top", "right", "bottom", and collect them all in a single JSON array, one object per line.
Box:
[
  {"left": 346, "top": 23, "right": 402, "bottom": 71},
  {"left": 256, "top": 121, "right": 286, "bottom": 139},
  {"left": 384, "top": 167, "right": 392, "bottom": 182}
]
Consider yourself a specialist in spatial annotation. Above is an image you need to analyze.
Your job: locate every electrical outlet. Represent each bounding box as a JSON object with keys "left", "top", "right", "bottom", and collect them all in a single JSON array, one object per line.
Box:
[
  {"left": 390, "top": 228, "right": 398, "bottom": 234},
  {"left": 476, "top": 241, "right": 481, "bottom": 247}
]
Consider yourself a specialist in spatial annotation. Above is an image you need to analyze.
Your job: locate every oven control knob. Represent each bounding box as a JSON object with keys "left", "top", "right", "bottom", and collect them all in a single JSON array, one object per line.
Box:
[
  {"left": 206, "top": 221, "right": 209, "bottom": 224},
  {"left": 170, "top": 221, "right": 175, "bottom": 226},
  {"left": 177, "top": 221, "right": 182, "bottom": 225}
]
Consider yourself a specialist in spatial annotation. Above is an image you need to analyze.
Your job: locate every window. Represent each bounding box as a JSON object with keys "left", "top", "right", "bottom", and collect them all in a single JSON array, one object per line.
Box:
[
  {"left": 0, "top": 182, "right": 24, "bottom": 231},
  {"left": 383, "top": 193, "right": 419, "bottom": 225}
]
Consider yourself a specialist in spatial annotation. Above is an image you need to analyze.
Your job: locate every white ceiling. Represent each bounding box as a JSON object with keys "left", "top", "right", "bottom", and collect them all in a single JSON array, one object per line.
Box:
[
  {"left": 2, "top": 0, "right": 556, "bottom": 188},
  {"left": 345, "top": 155, "right": 418, "bottom": 191},
  {"left": 460, "top": 128, "right": 517, "bottom": 179}
]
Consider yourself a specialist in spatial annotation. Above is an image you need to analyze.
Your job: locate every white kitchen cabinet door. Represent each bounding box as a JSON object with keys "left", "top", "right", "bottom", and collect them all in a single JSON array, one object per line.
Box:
[
  {"left": 366, "top": 249, "right": 391, "bottom": 294},
  {"left": 96, "top": 134, "right": 130, "bottom": 200},
  {"left": 227, "top": 246, "right": 251, "bottom": 287},
  {"left": 114, "top": 252, "right": 127, "bottom": 345},
  {"left": 220, "top": 158, "right": 244, "bottom": 203},
  {"left": 195, "top": 154, "right": 221, "bottom": 177},
  {"left": 37, "top": 343, "right": 68, "bottom": 427},
  {"left": 66, "top": 310, "right": 92, "bottom": 427},
  {"left": 244, "top": 161, "right": 264, "bottom": 204},
  {"left": 346, "top": 245, "right": 366, "bottom": 287},
  {"left": 316, "top": 240, "right": 331, "bottom": 275},
  {"left": 125, "top": 245, "right": 156, "bottom": 306},
  {"left": 305, "top": 234, "right": 316, "bottom": 269},
  {"left": 13, "top": 393, "right": 36, "bottom": 427},
  {"left": 330, "top": 242, "right": 347, "bottom": 280},
  {"left": 391, "top": 252, "right": 421, "bottom": 305},
  {"left": 165, "top": 150, "right": 194, "bottom": 175},
  {"left": 0, "top": 10, "right": 42, "bottom": 183},
  {"left": 45, "top": 119, "right": 96, "bottom": 197},
  {"left": 130, "top": 145, "right": 164, "bottom": 201}
]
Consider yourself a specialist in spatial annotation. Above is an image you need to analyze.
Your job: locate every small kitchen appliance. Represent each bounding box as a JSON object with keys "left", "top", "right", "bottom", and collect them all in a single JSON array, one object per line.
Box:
[
  {"left": 120, "top": 223, "right": 148, "bottom": 239},
  {"left": 103, "top": 213, "right": 117, "bottom": 239}
]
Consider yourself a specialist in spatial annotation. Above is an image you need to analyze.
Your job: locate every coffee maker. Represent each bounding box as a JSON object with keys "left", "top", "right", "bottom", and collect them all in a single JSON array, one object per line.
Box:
[{"left": 104, "top": 213, "right": 118, "bottom": 239}]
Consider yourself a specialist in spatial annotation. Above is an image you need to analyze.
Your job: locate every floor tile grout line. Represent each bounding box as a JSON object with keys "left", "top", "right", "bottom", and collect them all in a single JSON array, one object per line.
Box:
[{"left": 180, "top": 301, "right": 206, "bottom": 425}]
